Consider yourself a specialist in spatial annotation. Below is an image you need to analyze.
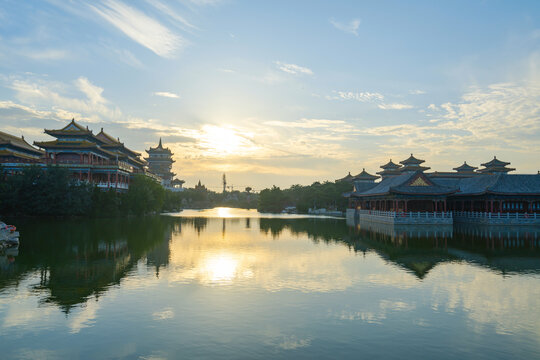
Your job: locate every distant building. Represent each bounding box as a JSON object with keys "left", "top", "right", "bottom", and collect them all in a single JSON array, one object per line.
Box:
[
  {"left": 194, "top": 180, "right": 207, "bottom": 191},
  {"left": 145, "top": 138, "right": 178, "bottom": 189}
]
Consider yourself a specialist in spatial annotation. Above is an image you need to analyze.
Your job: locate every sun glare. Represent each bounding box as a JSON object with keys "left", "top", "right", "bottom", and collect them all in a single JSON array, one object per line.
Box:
[
  {"left": 201, "top": 254, "right": 239, "bottom": 284},
  {"left": 200, "top": 125, "right": 256, "bottom": 156},
  {"left": 216, "top": 207, "right": 233, "bottom": 218}
]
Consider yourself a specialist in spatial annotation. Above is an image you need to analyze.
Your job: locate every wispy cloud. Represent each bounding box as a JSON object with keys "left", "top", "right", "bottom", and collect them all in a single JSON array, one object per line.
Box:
[
  {"left": 153, "top": 91, "right": 180, "bottom": 98},
  {"left": 265, "top": 119, "right": 346, "bottom": 129},
  {"left": 21, "top": 49, "right": 69, "bottom": 60},
  {"left": 329, "top": 90, "right": 413, "bottom": 110},
  {"left": 90, "top": 0, "right": 184, "bottom": 58},
  {"left": 275, "top": 61, "right": 313, "bottom": 75},
  {"left": 335, "top": 91, "right": 384, "bottom": 102},
  {"left": 377, "top": 103, "right": 414, "bottom": 110},
  {"left": 330, "top": 18, "right": 361, "bottom": 36},
  {"left": 146, "top": 0, "right": 197, "bottom": 31},
  {"left": 409, "top": 89, "right": 426, "bottom": 95}
]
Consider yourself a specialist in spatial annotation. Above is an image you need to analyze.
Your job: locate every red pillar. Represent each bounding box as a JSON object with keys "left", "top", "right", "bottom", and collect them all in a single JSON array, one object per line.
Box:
[
  {"left": 404, "top": 201, "right": 408, "bottom": 212},
  {"left": 115, "top": 172, "right": 118, "bottom": 188},
  {"left": 443, "top": 200, "right": 447, "bottom": 212}
]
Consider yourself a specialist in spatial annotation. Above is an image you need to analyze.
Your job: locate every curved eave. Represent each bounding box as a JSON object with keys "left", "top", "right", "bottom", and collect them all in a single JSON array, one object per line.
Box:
[
  {"left": 390, "top": 189, "right": 457, "bottom": 196},
  {"left": 450, "top": 189, "right": 540, "bottom": 196}
]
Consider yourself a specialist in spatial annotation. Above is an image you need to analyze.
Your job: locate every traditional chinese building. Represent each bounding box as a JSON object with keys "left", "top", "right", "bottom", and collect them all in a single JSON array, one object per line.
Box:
[
  {"left": 33, "top": 119, "right": 148, "bottom": 190},
  {"left": 145, "top": 138, "right": 176, "bottom": 188},
  {"left": 347, "top": 155, "right": 540, "bottom": 225},
  {"left": 0, "top": 131, "right": 44, "bottom": 174}
]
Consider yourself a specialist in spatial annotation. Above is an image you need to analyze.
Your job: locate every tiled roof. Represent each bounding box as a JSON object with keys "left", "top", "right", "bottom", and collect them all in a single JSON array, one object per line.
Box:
[
  {"left": 400, "top": 154, "right": 425, "bottom": 165},
  {"left": 45, "top": 119, "right": 93, "bottom": 136},
  {"left": 0, "top": 130, "right": 44, "bottom": 155},
  {"left": 453, "top": 174, "right": 540, "bottom": 195},
  {"left": 400, "top": 165, "right": 430, "bottom": 172},
  {"left": 354, "top": 171, "right": 457, "bottom": 196},
  {"left": 453, "top": 161, "right": 477, "bottom": 172},
  {"left": 96, "top": 129, "right": 122, "bottom": 145},
  {"left": 353, "top": 168, "right": 380, "bottom": 181},
  {"left": 352, "top": 181, "right": 378, "bottom": 194},
  {"left": 481, "top": 156, "right": 510, "bottom": 168},
  {"left": 380, "top": 159, "right": 401, "bottom": 169},
  {"left": 0, "top": 149, "right": 41, "bottom": 160},
  {"left": 147, "top": 138, "right": 172, "bottom": 154},
  {"left": 336, "top": 172, "right": 354, "bottom": 182}
]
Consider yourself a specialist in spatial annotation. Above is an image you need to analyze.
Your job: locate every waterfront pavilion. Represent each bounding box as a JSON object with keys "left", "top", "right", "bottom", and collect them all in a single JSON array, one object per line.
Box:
[{"left": 350, "top": 171, "right": 456, "bottom": 212}]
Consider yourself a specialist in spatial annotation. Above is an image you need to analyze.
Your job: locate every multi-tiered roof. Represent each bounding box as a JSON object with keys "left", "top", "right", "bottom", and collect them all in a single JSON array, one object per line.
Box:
[
  {"left": 34, "top": 119, "right": 146, "bottom": 171},
  {"left": 336, "top": 172, "right": 354, "bottom": 182},
  {"left": 453, "top": 161, "right": 478, "bottom": 173},
  {"left": 477, "top": 156, "right": 515, "bottom": 174},
  {"left": 399, "top": 154, "right": 430, "bottom": 172},
  {"left": 376, "top": 159, "right": 402, "bottom": 179},
  {"left": 353, "top": 168, "right": 380, "bottom": 182},
  {"left": 145, "top": 138, "right": 176, "bottom": 184},
  {"left": 95, "top": 128, "right": 146, "bottom": 169}
]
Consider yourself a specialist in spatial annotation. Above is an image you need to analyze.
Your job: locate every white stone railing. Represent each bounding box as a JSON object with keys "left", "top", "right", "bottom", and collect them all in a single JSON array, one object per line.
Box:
[
  {"left": 96, "top": 182, "right": 129, "bottom": 189},
  {"left": 357, "top": 210, "right": 452, "bottom": 218},
  {"left": 453, "top": 211, "right": 539, "bottom": 220}
]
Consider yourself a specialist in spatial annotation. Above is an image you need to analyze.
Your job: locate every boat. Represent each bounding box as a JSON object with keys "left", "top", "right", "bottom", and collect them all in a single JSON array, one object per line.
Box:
[{"left": 0, "top": 222, "right": 19, "bottom": 247}]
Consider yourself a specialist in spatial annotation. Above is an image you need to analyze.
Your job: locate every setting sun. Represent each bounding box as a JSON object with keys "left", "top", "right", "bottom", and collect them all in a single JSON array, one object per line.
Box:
[{"left": 199, "top": 125, "right": 257, "bottom": 157}]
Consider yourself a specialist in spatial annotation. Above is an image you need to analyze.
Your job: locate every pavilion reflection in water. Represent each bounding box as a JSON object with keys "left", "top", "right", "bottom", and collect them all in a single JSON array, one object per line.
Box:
[
  {"left": 0, "top": 217, "right": 175, "bottom": 313},
  {"left": 344, "top": 217, "right": 540, "bottom": 277}
]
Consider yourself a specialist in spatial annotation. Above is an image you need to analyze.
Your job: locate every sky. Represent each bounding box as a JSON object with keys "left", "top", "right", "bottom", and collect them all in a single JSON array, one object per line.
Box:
[{"left": 0, "top": 0, "right": 539, "bottom": 191}]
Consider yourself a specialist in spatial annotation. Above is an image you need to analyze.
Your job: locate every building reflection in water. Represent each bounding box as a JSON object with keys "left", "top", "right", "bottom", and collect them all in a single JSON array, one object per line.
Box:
[
  {"left": 0, "top": 217, "right": 175, "bottom": 313},
  {"left": 1, "top": 214, "right": 539, "bottom": 316},
  {"left": 344, "top": 219, "right": 540, "bottom": 278}
]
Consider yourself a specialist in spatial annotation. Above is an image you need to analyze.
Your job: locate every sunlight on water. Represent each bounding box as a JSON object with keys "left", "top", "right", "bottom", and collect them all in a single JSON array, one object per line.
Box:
[
  {"left": 166, "top": 207, "right": 342, "bottom": 219},
  {"left": 201, "top": 253, "right": 239, "bottom": 284}
]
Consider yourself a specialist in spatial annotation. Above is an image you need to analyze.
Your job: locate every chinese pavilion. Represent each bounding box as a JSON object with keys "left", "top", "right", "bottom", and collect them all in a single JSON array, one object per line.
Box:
[
  {"left": 0, "top": 131, "right": 44, "bottom": 174},
  {"left": 346, "top": 154, "right": 540, "bottom": 225},
  {"left": 145, "top": 138, "right": 175, "bottom": 188},
  {"left": 33, "top": 119, "right": 147, "bottom": 190}
]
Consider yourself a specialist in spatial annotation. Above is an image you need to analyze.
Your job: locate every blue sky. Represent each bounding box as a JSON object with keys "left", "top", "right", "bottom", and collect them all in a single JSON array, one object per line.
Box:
[{"left": 1, "top": 0, "right": 539, "bottom": 190}]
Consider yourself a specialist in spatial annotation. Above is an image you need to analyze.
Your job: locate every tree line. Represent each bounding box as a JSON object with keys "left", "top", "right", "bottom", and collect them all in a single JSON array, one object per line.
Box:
[
  {"left": 0, "top": 166, "right": 351, "bottom": 217},
  {"left": 257, "top": 181, "right": 351, "bottom": 213}
]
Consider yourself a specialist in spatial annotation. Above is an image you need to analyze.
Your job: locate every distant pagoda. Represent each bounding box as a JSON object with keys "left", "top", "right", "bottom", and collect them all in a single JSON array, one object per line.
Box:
[{"left": 145, "top": 138, "right": 175, "bottom": 187}]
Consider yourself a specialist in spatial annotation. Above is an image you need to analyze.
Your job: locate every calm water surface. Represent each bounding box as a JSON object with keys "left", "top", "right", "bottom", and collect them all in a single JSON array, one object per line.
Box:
[{"left": 1, "top": 208, "right": 540, "bottom": 359}]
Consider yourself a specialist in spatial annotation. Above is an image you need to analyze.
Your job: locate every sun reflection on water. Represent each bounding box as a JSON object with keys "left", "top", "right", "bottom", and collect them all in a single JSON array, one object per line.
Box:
[
  {"left": 216, "top": 207, "right": 233, "bottom": 218},
  {"left": 201, "top": 253, "right": 239, "bottom": 284}
]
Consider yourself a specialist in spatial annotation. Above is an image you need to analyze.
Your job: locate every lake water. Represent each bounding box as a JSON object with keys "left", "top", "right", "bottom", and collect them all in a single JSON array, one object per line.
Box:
[{"left": 1, "top": 208, "right": 540, "bottom": 359}]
